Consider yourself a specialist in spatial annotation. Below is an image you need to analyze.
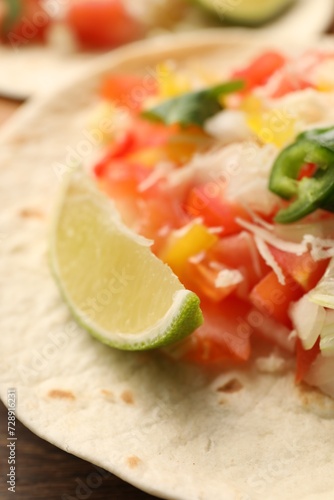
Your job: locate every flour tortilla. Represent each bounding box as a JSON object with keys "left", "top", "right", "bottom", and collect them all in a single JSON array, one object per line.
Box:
[
  {"left": 1, "top": 31, "right": 334, "bottom": 500},
  {"left": 0, "top": 45, "right": 93, "bottom": 99},
  {"left": 1, "top": 0, "right": 334, "bottom": 99}
]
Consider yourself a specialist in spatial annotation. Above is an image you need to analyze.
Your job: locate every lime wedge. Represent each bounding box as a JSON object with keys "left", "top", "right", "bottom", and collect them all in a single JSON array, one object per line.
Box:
[
  {"left": 198, "top": 0, "right": 294, "bottom": 25},
  {"left": 50, "top": 170, "right": 203, "bottom": 350}
]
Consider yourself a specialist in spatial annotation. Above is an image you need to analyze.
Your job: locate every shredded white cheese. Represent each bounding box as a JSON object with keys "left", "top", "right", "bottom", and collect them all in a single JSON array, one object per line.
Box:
[
  {"left": 254, "top": 236, "right": 286, "bottom": 285},
  {"left": 215, "top": 269, "right": 243, "bottom": 288},
  {"left": 236, "top": 218, "right": 307, "bottom": 255}
]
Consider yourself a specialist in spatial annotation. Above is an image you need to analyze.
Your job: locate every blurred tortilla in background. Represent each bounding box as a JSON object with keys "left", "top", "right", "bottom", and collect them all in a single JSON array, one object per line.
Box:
[{"left": 0, "top": 0, "right": 333, "bottom": 98}]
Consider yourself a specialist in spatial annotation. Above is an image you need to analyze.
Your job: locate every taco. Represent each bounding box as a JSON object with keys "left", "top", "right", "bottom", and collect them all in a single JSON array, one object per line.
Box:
[{"left": 1, "top": 31, "right": 334, "bottom": 500}]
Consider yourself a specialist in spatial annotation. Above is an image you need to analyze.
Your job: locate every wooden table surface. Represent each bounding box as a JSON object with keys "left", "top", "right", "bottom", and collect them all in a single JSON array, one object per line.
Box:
[{"left": 2, "top": 20, "right": 334, "bottom": 499}]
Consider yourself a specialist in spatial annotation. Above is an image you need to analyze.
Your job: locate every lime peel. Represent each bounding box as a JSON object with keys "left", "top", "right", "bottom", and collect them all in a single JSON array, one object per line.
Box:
[
  {"left": 50, "top": 170, "right": 203, "bottom": 351},
  {"left": 197, "top": 0, "right": 294, "bottom": 25}
]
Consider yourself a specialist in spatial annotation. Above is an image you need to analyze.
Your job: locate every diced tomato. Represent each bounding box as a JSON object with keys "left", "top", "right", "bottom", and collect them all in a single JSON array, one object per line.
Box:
[
  {"left": 176, "top": 298, "right": 252, "bottom": 364},
  {"left": 247, "top": 307, "right": 295, "bottom": 352},
  {"left": 250, "top": 271, "right": 304, "bottom": 327},
  {"left": 185, "top": 183, "right": 251, "bottom": 236},
  {"left": 1, "top": 0, "right": 51, "bottom": 44},
  {"left": 208, "top": 232, "right": 270, "bottom": 296},
  {"left": 139, "top": 193, "right": 189, "bottom": 254},
  {"left": 113, "top": 117, "right": 176, "bottom": 151},
  {"left": 130, "top": 117, "right": 177, "bottom": 148},
  {"left": 295, "top": 337, "right": 320, "bottom": 383},
  {"left": 65, "top": 0, "right": 144, "bottom": 50},
  {"left": 94, "top": 119, "right": 176, "bottom": 177},
  {"left": 233, "top": 51, "right": 286, "bottom": 91},
  {"left": 94, "top": 133, "right": 136, "bottom": 177},
  {"left": 128, "top": 128, "right": 211, "bottom": 167},
  {"left": 100, "top": 75, "right": 157, "bottom": 111},
  {"left": 184, "top": 255, "right": 240, "bottom": 303},
  {"left": 269, "top": 72, "right": 314, "bottom": 98},
  {"left": 97, "top": 159, "right": 150, "bottom": 200},
  {"left": 268, "top": 246, "right": 329, "bottom": 292}
]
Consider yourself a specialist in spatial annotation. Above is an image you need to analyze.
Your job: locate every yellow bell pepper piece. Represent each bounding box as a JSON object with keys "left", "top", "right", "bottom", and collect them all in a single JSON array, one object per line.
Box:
[
  {"left": 127, "top": 147, "right": 168, "bottom": 168},
  {"left": 161, "top": 223, "right": 218, "bottom": 278},
  {"left": 242, "top": 96, "right": 296, "bottom": 148},
  {"left": 156, "top": 62, "right": 191, "bottom": 99}
]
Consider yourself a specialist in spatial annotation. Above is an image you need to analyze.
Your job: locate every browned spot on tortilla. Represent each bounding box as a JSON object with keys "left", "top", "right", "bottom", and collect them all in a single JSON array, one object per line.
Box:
[
  {"left": 297, "top": 382, "right": 334, "bottom": 418},
  {"left": 20, "top": 208, "right": 44, "bottom": 219},
  {"left": 10, "top": 133, "right": 32, "bottom": 145},
  {"left": 126, "top": 455, "right": 141, "bottom": 468},
  {"left": 48, "top": 389, "right": 75, "bottom": 401},
  {"left": 218, "top": 398, "right": 226, "bottom": 405},
  {"left": 100, "top": 389, "right": 114, "bottom": 401},
  {"left": 101, "top": 389, "right": 114, "bottom": 397},
  {"left": 217, "top": 379, "right": 243, "bottom": 393},
  {"left": 121, "top": 390, "right": 134, "bottom": 404}
]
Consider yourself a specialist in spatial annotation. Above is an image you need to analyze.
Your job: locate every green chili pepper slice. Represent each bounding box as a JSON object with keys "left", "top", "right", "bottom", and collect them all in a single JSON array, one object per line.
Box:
[{"left": 269, "top": 126, "right": 334, "bottom": 223}]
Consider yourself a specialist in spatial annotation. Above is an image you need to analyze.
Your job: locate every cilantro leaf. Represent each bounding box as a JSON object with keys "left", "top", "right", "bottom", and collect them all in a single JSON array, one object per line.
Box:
[{"left": 142, "top": 80, "right": 244, "bottom": 127}]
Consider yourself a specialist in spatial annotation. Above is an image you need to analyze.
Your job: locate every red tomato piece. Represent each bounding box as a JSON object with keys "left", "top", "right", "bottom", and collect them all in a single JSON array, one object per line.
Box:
[
  {"left": 100, "top": 75, "right": 157, "bottom": 112},
  {"left": 184, "top": 256, "right": 240, "bottom": 303},
  {"left": 246, "top": 307, "right": 295, "bottom": 352},
  {"left": 66, "top": 0, "right": 145, "bottom": 50},
  {"left": 268, "top": 246, "right": 329, "bottom": 292},
  {"left": 295, "top": 337, "right": 320, "bottom": 383},
  {"left": 139, "top": 192, "right": 189, "bottom": 254},
  {"left": 269, "top": 73, "right": 314, "bottom": 98},
  {"left": 178, "top": 298, "right": 253, "bottom": 364},
  {"left": 250, "top": 271, "right": 304, "bottom": 327},
  {"left": 96, "top": 157, "right": 150, "bottom": 200},
  {"left": 130, "top": 117, "right": 177, "bottom": 148},
  {"left": 185, "top": 183, "right": 251, "bottom": 236},
  {"left": 233, "top": 51, "right": 286, "bottom": 91},
  {"left": 208, "top": 232, "right": 270, "bottom": 296},
  {"left": 94, "top": 132, "right": 136, "bottom": 177},
  {"left": 94, "top": 119, "right": 176, "bottom": 177}
]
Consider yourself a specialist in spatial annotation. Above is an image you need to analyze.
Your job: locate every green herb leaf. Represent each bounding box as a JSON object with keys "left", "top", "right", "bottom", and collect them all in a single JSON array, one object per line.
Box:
[
  {"left": 142, "top": 80, "right": 244, "bottom": 127},
  {"left": 3, "top": 0, "right": 22, "bottom": 34}
]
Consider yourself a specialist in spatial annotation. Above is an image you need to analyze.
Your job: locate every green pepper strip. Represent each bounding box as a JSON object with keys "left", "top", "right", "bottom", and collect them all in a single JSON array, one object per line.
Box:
[{"left": 269, "top": 128, "right": 334, "bottom": 223}]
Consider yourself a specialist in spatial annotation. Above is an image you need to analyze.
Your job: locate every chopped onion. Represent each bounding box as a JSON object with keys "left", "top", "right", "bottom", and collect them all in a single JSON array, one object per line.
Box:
[
  {"left": 274, "top": 218, "right": 334, "bottom": 243},
  {"left": 319, "top": 310, "right": 334, "bottom": 357},
  {"left": 238, "top": 218, "right": 334, "bottom": 263},
  {"left": 304, "top": 355, "right": 334, "bottom": 399},
  {"left": 309, "top": 257, "right": 334, "bottom": 308},
  {"left": 236, "top": 218, "right": 307, "bottom": 255},
  {"left": 303, "top": 234, "right": 334, "bottom": 261},
  {"left": 204, "top": 110, "right": 252, "bottom": 144},
  {"left": 290, "top": 295, "right": 326, "bottom": 349},
  {"left": 168, "top": 142, "right": 279, "bottom": 215}
]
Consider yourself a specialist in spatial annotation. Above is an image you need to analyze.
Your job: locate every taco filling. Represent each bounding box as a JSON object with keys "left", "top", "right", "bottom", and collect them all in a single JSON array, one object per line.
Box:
[{"left": 58, "top": 49, "right": 334, "bottom": 397}]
